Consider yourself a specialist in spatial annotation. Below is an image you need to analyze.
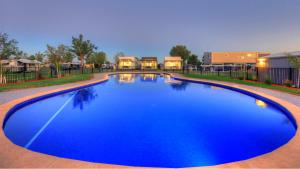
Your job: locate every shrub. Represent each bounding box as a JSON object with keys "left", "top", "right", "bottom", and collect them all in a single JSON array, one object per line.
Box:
[
  {"left": 265, "top": 78, "right": 272, "bottom": 85},
  {"left": 238, "top": 76, "right": 244, "bottom": 80},
  {"left": 283, "top": 79, "right": 292, "bottom": 87}
]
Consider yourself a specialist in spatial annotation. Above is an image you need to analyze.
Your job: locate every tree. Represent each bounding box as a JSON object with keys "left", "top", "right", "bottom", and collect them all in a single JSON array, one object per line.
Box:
[
  {"left": 71, "top": 34, "right": 97, "bottom": 67},
  {"left": 187, "top": 54, "right": 199, "bottom": 65},
  {"left": 114, "top": 52, "right": 124, "bottom": 65},
  {"left": 62, "top": 50, "right": 75, "bottom": 63},
  {"left": 288, "top": 53, "right": 300, "bottom": 87},
  {"left": 27, "top": 55, "right": 35, "bottom": 60},
  {"left": 0, "top": 33, "right": 19, "bottom": 83},
  {"left": 170, "top": 45, "right": 191, "bottom": 63},
  {"left": 35, "top": 52, "right": 44, "bottom": 62},
  {"left": 87, "top": 51, "right": 106, "bottom": 66},
  {"left": 46, "top": 44, "right": 67, "bottom": 78}
]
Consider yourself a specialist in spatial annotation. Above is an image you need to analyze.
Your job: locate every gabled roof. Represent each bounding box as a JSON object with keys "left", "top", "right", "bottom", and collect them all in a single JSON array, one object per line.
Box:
[
  {"left": 164, "top": 56, "right": 182, "bottom": 61},
  {"left": 141, "top": 57, "right": 157, "bottom": 61},
  {"left": 118, "top": 56, "right": 137, "bottom": 61},
  {"left": 18, "top": 59, "right": 41, "bottom": 64},
  {"left": 0, "top": 60, "right": 10, "bottom": 64},
  {"left": 263, "top": 51, "right": 300, "bottom": 59}
]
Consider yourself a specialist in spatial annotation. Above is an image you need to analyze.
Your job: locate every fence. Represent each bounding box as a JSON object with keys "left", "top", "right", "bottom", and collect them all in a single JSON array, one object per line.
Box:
[
  {"left": 0, "top": 66, "right": 110, "bottom": 84},
  {"left": 1, "top": 65, "right": 299, "bottom": 88},
  {"left": 188, "top": 67, "right": 300, "bottom": 88}
]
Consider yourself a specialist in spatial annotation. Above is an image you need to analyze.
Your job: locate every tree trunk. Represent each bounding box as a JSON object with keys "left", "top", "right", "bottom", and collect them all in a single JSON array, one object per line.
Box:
[
  {"left": 80, "top": 54, "right": 84, "bottom": 67},
  {"left": 0, "top": 60, "right": 5, "bottom": 84},
  {"left": 56, "top": 63, "right": 61, "bottom": 78}
]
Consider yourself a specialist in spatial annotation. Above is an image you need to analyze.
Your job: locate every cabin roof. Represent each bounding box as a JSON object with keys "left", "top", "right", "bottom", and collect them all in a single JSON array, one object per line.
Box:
[
  {"left": 164, "top": 56, "right": 182, "bottom": 61},
  {"left": 141, "top": 57, "right": 157, "bottom": 61}
]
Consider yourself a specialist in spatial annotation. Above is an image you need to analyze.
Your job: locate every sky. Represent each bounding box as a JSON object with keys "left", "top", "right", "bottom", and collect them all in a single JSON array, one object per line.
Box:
[{"left": 1, "top": 0, "right": 300, "bottom": 62}]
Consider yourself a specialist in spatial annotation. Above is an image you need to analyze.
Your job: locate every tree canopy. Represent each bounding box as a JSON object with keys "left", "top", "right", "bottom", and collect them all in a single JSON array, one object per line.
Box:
[
  {"left": 170, "top": 45, "right": 191, "bottom": 62},
  {"left": 0, "top": 33, "right": 19, "bottom": 60},
  {"left": 35, "top": 52, "right": 44, "bottom": 62},
  {"left": 187, "top": 54, "right": 199, "bottom": 65},
  {"left": 87, "top": 51, "right": 107, "bottom": 65},
  {"left": 71, "top": 34, "right": 97, "bottom": 66}
]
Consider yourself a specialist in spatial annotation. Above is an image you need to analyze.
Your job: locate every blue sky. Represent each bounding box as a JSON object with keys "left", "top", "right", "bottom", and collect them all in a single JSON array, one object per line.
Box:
[{"left": 1, "top": 0, "right": 300, "bottom": 61}]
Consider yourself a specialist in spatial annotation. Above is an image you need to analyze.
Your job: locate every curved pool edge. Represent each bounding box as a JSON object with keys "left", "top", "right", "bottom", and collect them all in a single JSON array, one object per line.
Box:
[{"left": 0, "top": 72, "right": 300, "bottom": 168}]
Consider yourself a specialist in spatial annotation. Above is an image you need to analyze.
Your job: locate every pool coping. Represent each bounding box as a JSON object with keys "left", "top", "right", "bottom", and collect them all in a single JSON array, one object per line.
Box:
[{"left": 0, "top": 72, "right": 300, "bottom": 168}]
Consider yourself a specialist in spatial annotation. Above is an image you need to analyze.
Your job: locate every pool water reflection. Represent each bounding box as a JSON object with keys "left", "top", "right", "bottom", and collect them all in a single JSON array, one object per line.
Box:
[{"left": 3, "top": 74, "right": 296, "bottom": 168}]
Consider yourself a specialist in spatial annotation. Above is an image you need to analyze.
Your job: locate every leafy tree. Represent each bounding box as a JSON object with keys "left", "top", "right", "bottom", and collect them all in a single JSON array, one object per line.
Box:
[
  {"left": 62, "top": 50, "right": 75, "bottom": 63},
  {"left": 0, "top": 33, "right": 19, "bottom": 60},
  {"left": 28, "top": 55, "right": 35, "bottom": 60},
  {"left": 170, "top": 45, "right": 191, "bottom": 63},
  {"left": 35, "top": 52, "right": 44, "bottom": 62},
  {"left": 288, "top": 53, "right": 300, "bottom": 87},
  {"left": 114, "top": 52, "right": 124, "bottom": 65},
  {"left": 46, "top": 44, "right": 67, "bottom": 78},
  {"left": 187, "top": 54, "right": 199, "bottom": 65},
  {"left": 14, "top": 50, "right": 25, "bottom": 59},
  {"left": 71, "top": 34, "right": 97, "bottom": 67},
  {"left": 0, "top": 33, "right": 19, "bottom": 83},
  {"left": 88, "top": 51, "right": 106, "bottom": 66}
]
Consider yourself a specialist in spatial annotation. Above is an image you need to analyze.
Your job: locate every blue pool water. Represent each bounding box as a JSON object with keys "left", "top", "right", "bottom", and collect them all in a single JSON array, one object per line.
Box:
[{"left": 3, "top": 74, "right": 297, "bottom": 168}]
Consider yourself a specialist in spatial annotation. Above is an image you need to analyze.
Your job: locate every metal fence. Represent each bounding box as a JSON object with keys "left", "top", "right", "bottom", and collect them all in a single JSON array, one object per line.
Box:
[
  {"left": 1, "top": 65, "right": 299, "bottom": 88},
  {"left": 188, "top": 67, "right": 300, "bottom": 88},
  {"left": 0, "top": 66, "right": 110, "bottom": 84}
]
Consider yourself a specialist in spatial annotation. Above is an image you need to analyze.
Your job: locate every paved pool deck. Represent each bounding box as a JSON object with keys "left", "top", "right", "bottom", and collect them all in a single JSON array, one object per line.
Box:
[{"left": 0, "top": 72, "right": 300, "bottom": 168}]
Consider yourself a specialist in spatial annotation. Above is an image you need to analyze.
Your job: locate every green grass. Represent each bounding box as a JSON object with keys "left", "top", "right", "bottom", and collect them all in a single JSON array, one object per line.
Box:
[
  {"left": 183, "top": 73, "right": 300, "bottom": 95},
  {"left": 0, "top": 74, "right": 93, "bottom": 92}
]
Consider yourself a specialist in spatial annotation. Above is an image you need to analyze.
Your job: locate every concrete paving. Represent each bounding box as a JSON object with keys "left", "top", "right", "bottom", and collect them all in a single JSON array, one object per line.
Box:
[{"left": 0, "top": 72, "right": 300, "bottom": 168}]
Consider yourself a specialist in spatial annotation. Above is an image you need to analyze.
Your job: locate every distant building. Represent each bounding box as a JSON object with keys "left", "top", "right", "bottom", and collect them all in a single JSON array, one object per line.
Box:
[
  {"left": 140, "top": 57, "right": 158, "bottom": 70},
  {"left": 117, "top": 56, "right": 138, "bottom": 70},
  {"left": 61, "top": 62, "right": 81, "bottom": 70},
  {"left": 164, "top": 56, "right": 183, "bottom": 70},
  {"left": 202, "top": 52, "right": 270, "bottom": 71},
  {"left": 257, "top": 51, "right": 300, "bottom": 68},
  {"left": 1, "top": 59, "right": 41, "bottom": 71},
  {"left": 203, "top": 52, "right": 269, "bottom": 66}
]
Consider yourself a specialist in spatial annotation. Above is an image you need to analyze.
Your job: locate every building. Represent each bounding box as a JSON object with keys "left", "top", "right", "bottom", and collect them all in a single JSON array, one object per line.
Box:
[
  {"left": 140, "top": 57, "right": 158, "bottom": 70},
  {"left": 164, "top": 56, "right": 183, "bottom": 70},
  {"left": 1, "top": 59, "right": 41, "bottom": 71},
  {"left": 256, "top": 51, "right": 300, "bottom": 88},
  {"left": 117, "top": 56, "right": 138, "bottom": 70},
  {"left": 202, "top": 52, "right": 270, "bottom": 71},
  {"left": 257, "top": 51, "right": 300, "bottom": 68}
]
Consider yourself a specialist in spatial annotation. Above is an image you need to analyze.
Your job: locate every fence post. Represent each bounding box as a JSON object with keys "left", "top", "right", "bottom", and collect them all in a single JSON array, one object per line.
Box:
[
  {"left": 246, "top": 68, "right": 249, "bottom": 80},
  {"left": 217, "top": 70, "right": 220, "bottom": 76},
  {"left": 289, "top": 68, "right": 292, "bottom": 81},
  {"left": 230, "top": 68, "right": 232, "bottom": 78},
  {"left": 256, "top": 67, "right": 259, "bottom": 81},
  {"left": 81, "top": 67, "right": 84, "bottom": 74}
]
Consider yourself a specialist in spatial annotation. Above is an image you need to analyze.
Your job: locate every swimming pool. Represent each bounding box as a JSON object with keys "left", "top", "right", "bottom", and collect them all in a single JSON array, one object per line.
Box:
[{"left": 3, "top": 73, "right": 297, "bottom": 168}]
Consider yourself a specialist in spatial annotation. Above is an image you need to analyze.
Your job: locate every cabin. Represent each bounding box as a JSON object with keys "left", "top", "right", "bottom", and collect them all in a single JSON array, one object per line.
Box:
[
  {"left": 140, "top": 57, "right": 158, "bottom": 70},
  {"left": 117, "top": 56, "right": 138, "bottom": 70},
  {"left": 256, "top": 51, "right": 300, "bottom": 88},
  {"left": 1, "top": 59, "right": 41, "bottom": 71},
  {"left": 257, "top": 51, "right": 300, "bottom": 68},
  {"left": 164, "top": 56, "right": 183, "bottom": 70},
  {"left": 202, "top": 52, "right": 270, "bottom": 71}
]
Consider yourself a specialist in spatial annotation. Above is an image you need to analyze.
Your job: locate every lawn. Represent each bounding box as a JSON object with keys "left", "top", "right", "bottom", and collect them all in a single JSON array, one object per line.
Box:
[
  {"left": 0, "top": 74, "right": 93, "bottom": 92},
  {"left": 183, "top": 73, "right": 300, "bottom": 95}
]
